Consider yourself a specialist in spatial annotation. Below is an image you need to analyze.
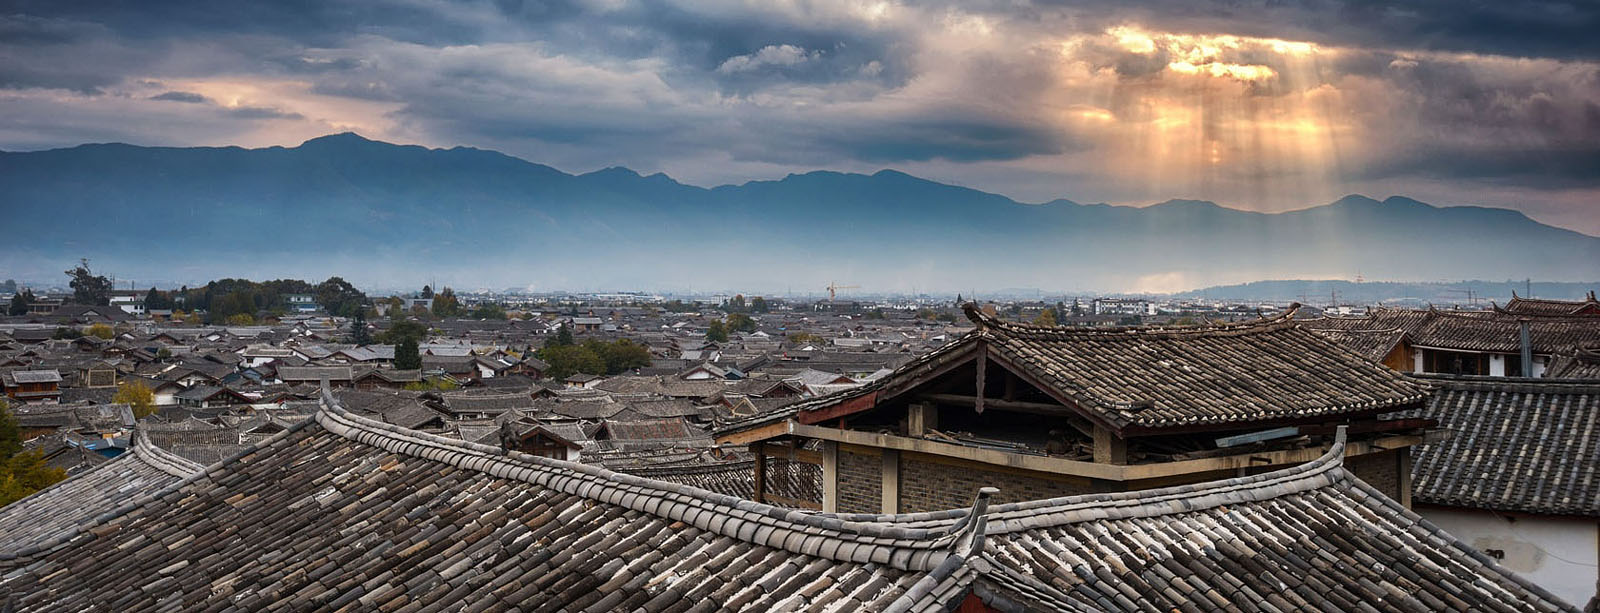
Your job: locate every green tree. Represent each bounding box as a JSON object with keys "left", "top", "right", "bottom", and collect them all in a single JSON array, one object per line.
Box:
[
  {"left": 587, "top": 339, "right": 652, "bottom": 374},
  {"left": 225, "top": 313, "right": 256, "bottom": 325},
  {"left": 350, "top": 309, "right": 372, "bottom": 346},
  {"left": 394, "top": 338, "right": 422, "bottom": 370},
  {"left": 0, "top": 401, "right": 68, "bottom": 507},
  {"left": 537, "top": 344, "right": 606, "bottom": 380},
  {"left": 470, "top": 303, "right": 507, "bottom": 320},
  {"left": 787, "top": 332, "right": 825, "bottom": 345},
  {"left": 7, "top": 290, "right": 31, "bottom": 316},
  {"left": 379, "top": 320, "right": 429, "bottom": 345},
  {"left": 421, "top": 285, "right": 434, "bottom": 299},
  {"left": 315, "top": 277, "right": 367, "bottom": 317},
  {"left": 865, "top": 309, "right": 885, "bottom": 320},
  {"left": 546, "top": 323, "right": 575, "bottom": 348},
  {"left": 725, "top": 312, "right": 757, "bottom": 333},
  {"left": 1033, "top": 308, "right": 1058, "bottom": 326},
  {"left": 727, "top": 294, "right": 746, "bottom": 312},
  {"left": 52, "top": 327, "right": 83, "bottom": 340},
  {"left": 431, "top": 287, "right": 462, "bottom": 318},
  {"left": 86, "top": 324, "right": 115, "bottom": 339},
  {"left": 706, "top": 319, "right": 729, "bottom": 343},
  {"left": 114, "top": 381, "right": 158, "bottom": 419},
  {"left": 65, "top": 258, "right": 111, "bottom": 306},
  {"left": 144, "top": 287, "right": 170, "bottom": 310},
  {"left": 751, "top": 296, "right": 768, "bottom": 313}
]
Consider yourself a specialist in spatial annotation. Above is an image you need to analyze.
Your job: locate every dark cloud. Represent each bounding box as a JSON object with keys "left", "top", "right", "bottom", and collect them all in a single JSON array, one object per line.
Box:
[
  {"left": 225, "top": 106, "right": 303, "bottom": 120},
  {"left": 0, "top": 0, "right": 1596, "bottom": 224},
  {"left": 150, "top": 90, "right": 208, "bottom": 103}
]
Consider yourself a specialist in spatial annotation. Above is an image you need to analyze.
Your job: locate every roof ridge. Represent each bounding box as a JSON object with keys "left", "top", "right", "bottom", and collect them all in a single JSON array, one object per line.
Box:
[
  {"left": 963, "top": 301, "right": 1302, "bottom": 338},
  {"left": 318, "top": 385, "right": 976, "bottom": 571},
  {"left": 978, "top": 428, "right": 1351, "bottom": 532},
  {"left": 130, "top": 429, "right": 205, "bottom": 478},
  {"left": 1411, "top": 372, "right": 1600, "bottom": 394}
]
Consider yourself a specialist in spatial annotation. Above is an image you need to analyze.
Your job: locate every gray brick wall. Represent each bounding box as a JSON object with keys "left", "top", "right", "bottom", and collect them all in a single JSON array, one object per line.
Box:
[
  {"left": 836, "top": 448, "right": 881, "bottom": 514},
  {"left": 1346, "top": 449, "right": 1402, "bottom": 501},
  {"left": 897, "top": 455, "right": 1094, "bottom": 513}
]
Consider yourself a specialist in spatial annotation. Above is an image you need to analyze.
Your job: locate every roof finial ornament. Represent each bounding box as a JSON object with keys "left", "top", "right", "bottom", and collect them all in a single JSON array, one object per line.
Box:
[
  {"left": 961, "top": 302, "right": 990, "bottom": 330},
  {"left": 955, "top": 486, "right": 999, "bottom": 555}
]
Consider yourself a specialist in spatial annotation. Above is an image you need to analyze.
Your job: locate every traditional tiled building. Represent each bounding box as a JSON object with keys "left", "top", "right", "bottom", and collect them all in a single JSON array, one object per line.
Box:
[
  {"left": 1305, "top": 305, "right": 1600, "bottom": 377},
  {"left": 719, "top": 304, "right": 1435, "bottom": 514},
  {"left": 1404, "top": 374, "right": 1600, "bottom": 607},
  {"left": 0, "top": 388, "right": 1573, "bottom": 611}
]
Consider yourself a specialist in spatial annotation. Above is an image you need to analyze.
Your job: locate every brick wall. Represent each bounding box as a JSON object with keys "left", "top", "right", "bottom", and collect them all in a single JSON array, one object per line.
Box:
[
  {"left": 1346, "top": 449, "right": 1402, "bottom": 501},
  {"left": 897, "top": 454, "right": 1094, "bottom": 513},
  {"left": 836, "top": 448, "right": 881, "bottom": 514}
]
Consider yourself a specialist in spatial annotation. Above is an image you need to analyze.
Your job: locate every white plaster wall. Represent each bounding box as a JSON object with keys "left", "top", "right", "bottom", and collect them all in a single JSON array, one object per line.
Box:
[
  {"left": 1490, "top": 354, "right": 1507, "bottom": 377},
  {"left": 1419, "top": 506, "right": 1597, "bottom": 608}
]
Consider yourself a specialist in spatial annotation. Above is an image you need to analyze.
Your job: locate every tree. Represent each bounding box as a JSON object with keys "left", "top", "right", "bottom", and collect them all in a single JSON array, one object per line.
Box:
[
  {"left": 421, "top": 285, "right": 434, "bottom": 299},
  {"left": 113, "top": 381, "right": 158, "bottom": 419},
  {"left": 470, "top": 303, "right": 507, "bottom": 320},
  {"left": 65, "top": 258, "right": 111, "bottom": 306},
  {"left": 86, "top": 324, "right": 115, "bottom": 339},
  {"left": 787, "top": 332, "right": 825, "bottom": 345},
  {"left": 725, "top": 312, "right": 757, "bottom": 333},
  {"left": 225, "top": 313, "right": 255, "bottom": 325},
  {"left": 537, "top": 344, "right": 606, "bottom": 381},
  {"left": 587, "top": 339, "right": 652, "bottom": 374},
  {"left": 431, "top": 287, "right": 461, "bottom": 318},
  {"left": 751, "top": 296, "right": 768, "bottom": 313},
  {"left": 7, "top": 290, "right": 30, "bottom": 316},
  {"left": 394, "top": 338, "right": 422, "bottom": 370},
  {"left": 350, "top": 309, "right": 372, "bottom": 346},
  {"left": 0, "top": 401, "right": 67, "bottom": 507},
  {"left": 865, "top": 309, "right": 886, "bottom": 320},
  {"left": 315, "top": 276, "right": 367, "bottom": 317},
  {"left": 727, "top": 294, "right": 746, "bottom": 313},
  {"left": 379, "top": 320, "right": 429, "bottom": 345},
  {"left": 52, "top": 327, "right": 83, "bottom": 340},
  {"left": 706, "top": 319, "right": 729, "bottom": 343},
  {"left": 144, "top": 287, "right": 171, "bottom": 311},
  {"left": 545, "top": 323, "right": 575, "bottom": 348},
  {"left": 1033, "top": 308, "right": 1058, "bottom": 327}
]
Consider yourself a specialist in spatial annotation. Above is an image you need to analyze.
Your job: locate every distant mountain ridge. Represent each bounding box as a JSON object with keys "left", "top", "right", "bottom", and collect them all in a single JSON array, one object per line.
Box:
[{"left": 2, "top": 133, "right": 1596, "bottom": 292}]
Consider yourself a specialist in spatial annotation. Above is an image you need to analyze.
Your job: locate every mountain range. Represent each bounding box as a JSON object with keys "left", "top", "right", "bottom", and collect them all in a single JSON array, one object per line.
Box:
[{"left": 2, "top": 133, "right": 1596, "bottom": 293}]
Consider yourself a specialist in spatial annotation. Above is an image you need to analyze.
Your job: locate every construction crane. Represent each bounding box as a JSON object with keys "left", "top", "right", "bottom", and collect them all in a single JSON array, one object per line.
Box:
[{"left": 826, "top": 282, "right": 859, "bottom": 301}]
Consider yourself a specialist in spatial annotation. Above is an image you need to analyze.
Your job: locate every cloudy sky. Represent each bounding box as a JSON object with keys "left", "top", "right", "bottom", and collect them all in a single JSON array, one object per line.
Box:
[{"left": 3, "top": 0, "right": 1598, "bottom": 234}]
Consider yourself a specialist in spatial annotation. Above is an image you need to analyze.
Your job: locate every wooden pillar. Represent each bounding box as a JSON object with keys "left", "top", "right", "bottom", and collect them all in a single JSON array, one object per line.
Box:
[
  {"left": 1397, "top": 447, "right": 1413, "bottom": 509},
  {"left": 974, "top": 345, "right": 987, "bottom": 414},
  {"left": 907, "top": 403, "right": 938, "bottom": 437},
  {"left": 821, "top": 441, "right": 839, "bottom": 513},
  {"left": 751, "top": 441, "right": 767, "bottom": 504},
  {"left": 1093, "top": 425, "right": 1128, "bottom": 465},
  {"left": 881, "top": 449, "right": 900, "bottom": 514}
]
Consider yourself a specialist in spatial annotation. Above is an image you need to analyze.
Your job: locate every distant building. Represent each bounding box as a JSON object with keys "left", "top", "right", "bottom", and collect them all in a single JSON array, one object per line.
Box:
[
  {"left": 1091, "top": 297, "right": 1155, "bottom": 316},
  {"left": 284, "top": 293, "right": 319, "bottom": 313}
]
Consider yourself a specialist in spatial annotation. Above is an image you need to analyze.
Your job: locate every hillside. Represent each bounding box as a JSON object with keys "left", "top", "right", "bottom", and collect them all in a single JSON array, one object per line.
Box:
[{"left": 3, "top": 133, "right": 1596, "bottom": 292}]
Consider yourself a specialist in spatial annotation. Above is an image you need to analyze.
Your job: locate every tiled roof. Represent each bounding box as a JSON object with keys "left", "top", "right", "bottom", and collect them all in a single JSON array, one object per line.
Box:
[
  {"left": 0, "top": 432, "right": 200, "bottom": 556},
  {"left": 1547, "top": 346, "right": 1600, "bottom": 379},
  {"left": 966, "top": 304, "right": 1428, "bottom": 432},
  {"left": 1303, "top": 327, "right": 1408, "bottom": 363},
  {"left": 0, "top": 390, "right": 1571, "bottom": 611},
  {"left": 1405, "top": 375, "right": 1600, "bottom": 517},
  {"left": 1304, "top": 307, "right": 1600, "bottom": 355},
  {"left": 1502, "top": 292, "right": 1600, "bottom": 316}
]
